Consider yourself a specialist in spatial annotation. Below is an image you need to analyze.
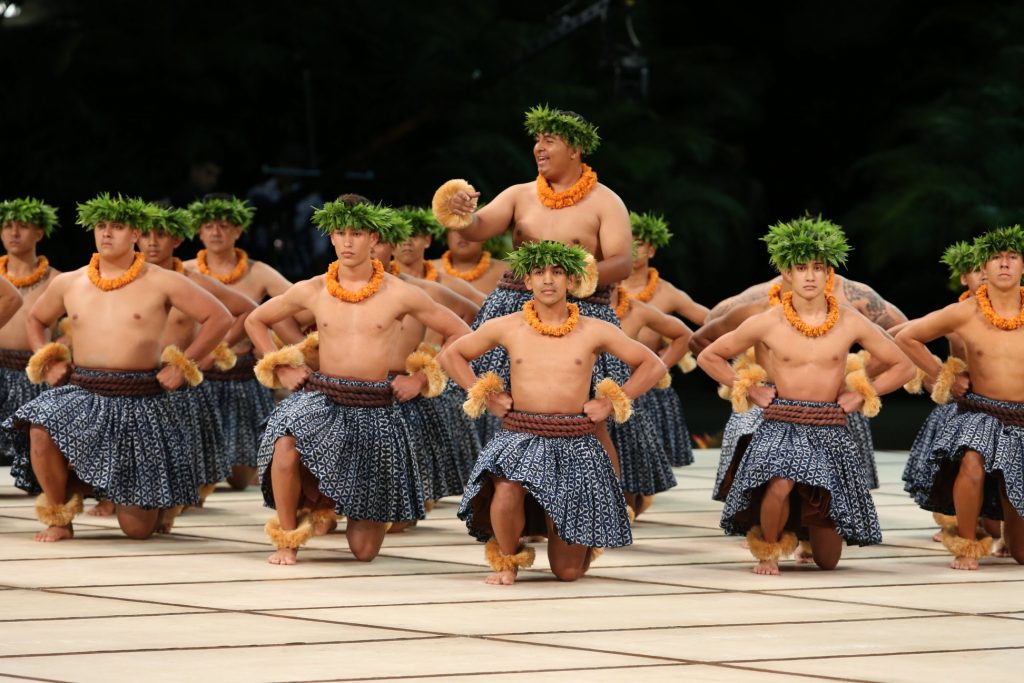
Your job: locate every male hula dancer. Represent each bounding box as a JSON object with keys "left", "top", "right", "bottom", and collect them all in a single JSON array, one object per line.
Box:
[
  {"left": 140, "top": 203, "right": 258, "bottom": 504},
  {"left": 700, "top": 216, "right": 894, "bottom": 504},
  {"left": 0, "top": 198, "right": 59, "bottom": 465},
  {"left": 4, "top": 194, "right": 232, "bottom": 541},
  {"left": 433, "top": 224, "right": 510, "bottom": 296},
  {"left": 896, "top": 226, "right": 1024, "bottom": 570},
  {"left": 393, "top": 207, "right": 486, "bottom": 306},
  {"left": 609, "top": 282, "right": 693, "bottom": 515},
  {"left": 440, "top": 241, "right": 665, "bottom": 584},
  {"left": 432, "top": 104, "right": 634, "bottom": 459},
  {"left": 699, "top": 219, "right": 913, "bottom": 575},
  {"left": 184, "top": 194, "right": 289, "bottom": 490},
  {"left": 625, "top": 211, "right": 704, "bottom": 468},
  {"left": 245, "top": 199, "right": 471, "bottom": 565}
]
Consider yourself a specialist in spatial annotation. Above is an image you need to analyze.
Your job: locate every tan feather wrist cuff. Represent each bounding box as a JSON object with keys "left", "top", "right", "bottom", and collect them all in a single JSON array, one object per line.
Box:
[
  {"left": 731, "top": 363, "right": 768, "bottom": 413},
  {"left": 161, "top": 345, "right": 203, "bottom": 387},
  {"left": 254, "top": 345, "right": 306, "bottom": 389},
  {"left": 931, "top": 356, "right": 967, "bottom": 405},
  {"left": 463, "top": 372, "right": 504, "bottom": 418},
  {"left": 595, "top": 378, "right": 632, "bottom": 423},
  {"left": 211, "top": 341, "right": 237, "bottom": 371},
  {"left": 405, "top": 350, "right": 447, "bottom": 398},
  {"left": 26, "top": 342, "right": 71, "bottom": 384}
]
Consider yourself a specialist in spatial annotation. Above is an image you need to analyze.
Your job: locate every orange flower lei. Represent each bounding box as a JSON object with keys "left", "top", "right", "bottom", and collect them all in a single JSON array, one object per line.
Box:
[
  {"left": 536, "top": 164, "right": 598, "bottom": 209},
  {"left": 172, "top": 258, "right": 185, "bottom": 274},
  {"left": 974, "top": 283, "right": 1024, "bottom": 331},
  {"left": 440, "top": 250, "right": 491, "bottom": 281},
  {"left": 390, "top": 260, "right": 438, "bottom": 282},
  {"left": 0, "top": 255, "right": 49, "bottom": 288},
  {"left": 523, "top": 300, "right": 580, "bottom": 337},
  {"left": 196, "top": 248, "right": 248, "bottom": 284},
  {"left": 769, "top": 268, "right": 834, "bottom": 308},
  {"left": 326, "top": 258, "right": 385, "bottom": 303},
  {"left": 631, "top": 268, "right": 659, "bottom": 302},
  {"left": 781, "top": 291, "right": 840, "bottom": 337},
  {"left": 614, "top": 285, "right": 631, "bottom": 319},
  {"left": 87, "top": 252, "right": 146, "bottom": 291},
  {"left": 958, "top": 290, "right": 970, "bottom": 302}
]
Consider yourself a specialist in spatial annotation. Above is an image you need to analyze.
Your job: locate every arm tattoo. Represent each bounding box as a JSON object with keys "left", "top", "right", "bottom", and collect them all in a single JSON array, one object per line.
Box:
[{"left": 842, "top": 278, "right": 896, "bottom": 327}]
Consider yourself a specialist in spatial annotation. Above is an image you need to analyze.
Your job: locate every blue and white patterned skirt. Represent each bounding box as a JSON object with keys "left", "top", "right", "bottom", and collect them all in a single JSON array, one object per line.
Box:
[
  {"left": 649, "top": 386, "right": 693, "bottom": 467},
  {"left": 847, "top": 411, "right": 878, "bottom": 489},
  {"left": 0, "top": 357, "right": 45, "bottom": 464},
  {"left": 395, "top": 381, "right": 475, "bottom": 501},
  {"left": 458, "top": 414, "right": 632, "bottom": 548},
  {"left": 173, "top": 382, "right": 231, "bottom": 486},
  {"left": 719, "top": 398, "right": 882, "bottom": 546},
  {"left": 922, "top": 393, "right": 1024, "bottom": 519},
  {"left": 903, "top": 402, "right": 955, "bottom": 502},
  {"left": 204, "top": 354, "right": 275, "bottom": 468},
  {"left": 4, "top": 369, "right": 200, "bottom": 508},
  {"left": 258, "top": 375, "right": 424, "bottom": 522},
  {"left": 612, "top": 390, "right": 677, "bottom": 495},
  {"left": 714, "top": 406, "right": 763, "bottom": 501}
]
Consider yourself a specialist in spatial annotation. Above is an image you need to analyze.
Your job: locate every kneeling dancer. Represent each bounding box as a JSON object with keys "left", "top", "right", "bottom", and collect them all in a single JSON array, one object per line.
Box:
[
  {"left": 440, "top": 241, "right": 664, "bottom": 584},
  {"left": 699, "top": 218, "right": 913, "bottom": 575},
  {"left": 5, "top": 194, "right": 232, "bottom": 541},
  {"left": 247, "top": 199, "right": 470, "bottom": 565}
]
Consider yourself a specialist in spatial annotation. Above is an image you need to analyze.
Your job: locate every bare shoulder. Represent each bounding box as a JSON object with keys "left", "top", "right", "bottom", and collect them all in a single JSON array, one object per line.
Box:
[
  {"left": 592, "top": 182, "right": 627, "bottom": 210},
  {"left": 182, "top": 258, "right": 197, "bottom": 268},
  {"left": 248, "top": 259, "right": 284, "bottom": 280}
]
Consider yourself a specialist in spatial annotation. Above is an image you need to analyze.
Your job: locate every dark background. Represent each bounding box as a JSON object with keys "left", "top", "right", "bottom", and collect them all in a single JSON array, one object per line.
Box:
[{"left": 3, "top": 0, "right": 1023, "bottom": 446}]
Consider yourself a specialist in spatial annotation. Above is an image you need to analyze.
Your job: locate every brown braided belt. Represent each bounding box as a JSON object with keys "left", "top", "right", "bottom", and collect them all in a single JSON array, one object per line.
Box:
[
  {"left": 501, "top": 411, "right": 597, "bottom": 437},
  {"left": 204, "top": 353, "right": 257, "bottom": 382},
  {"left": 0, "top": 349, "right": 31, "bottom": 372},
  {"left": 69, "top": 370, "right": 164, "bottom": 397},
  {"left": 496, "top": 271, "right": 612, "bottom": 307},
  {"left": 762, "top": 402, "right": 848, "bottom": 426},
  {"left": 304, "top": 374, "right": 394, "bottom": 407},
  {"left": 957, "top": 397, "right": 1024, "bottom": 428}
]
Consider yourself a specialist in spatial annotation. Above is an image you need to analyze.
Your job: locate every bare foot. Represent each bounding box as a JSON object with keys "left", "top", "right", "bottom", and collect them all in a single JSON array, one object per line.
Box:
[
  {"left": 313, "top": 517, "right": 338, "bottom": 536},
  {"left": 950, "top": 555, "right": 979, "bottom": 570},
  {"left": 932, "top": 530, "right": 943, "bottom": 542},
  {"left": 87, "top": 500, "right": 115, "bottom": 517},
  {"left": 752, "top": 559, "right": 780, "bottom": 575},
  {"left": 795, "top": 541, "right": 814, "bottom": 565},
  {"left": 992, "top": 538, "right": 1011, "bottom": 558},
  {"left": 485, "top": 569, "right": 517, "bottom": 585},
  {"left": 268, "top": 547, "right": 298, "bottom": 565},
  {"left": 387, "top": 520, "right": 416, "bottom": 534},
  {"left": 35, "top": 524, "right": 74, "bottom": 542}
]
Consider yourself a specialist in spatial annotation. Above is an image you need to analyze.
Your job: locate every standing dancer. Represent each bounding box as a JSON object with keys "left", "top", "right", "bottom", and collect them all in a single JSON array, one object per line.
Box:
[
  {"left": 0, "top": 198, "right": 58, "bottom": 465},
  {"left": 699, "top": 219, "right": 913, "bottom": 575},
  {"left": 432, "top": 104, "right": 633, "bottom": 461},
  {"left": 184, "top": 194, "right": 287, "bottom": 490},
  {"left": 245, "top": 199, "right": 470, "bottom": 565},
  {"left": 5, "top": 194, "right": 231, "bottom": 541},
  {"left": 440, "top": 241, "right": 665, "bottom": 584},
  {"left": 896, "top": 226, "right": 1024, "bottom": 570}
]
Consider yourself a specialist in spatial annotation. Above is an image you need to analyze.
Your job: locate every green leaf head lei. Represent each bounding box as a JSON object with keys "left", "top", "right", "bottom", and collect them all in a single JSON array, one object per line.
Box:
[
  {"left": 187, "top": 195, "right": 255, "bottom": 231},
  {"left": 973, "top": 225, "right": 1024, "bottom": 263},
  {"left": 311, "top": 200, "right": 410, "bottom": 246},
  {"left": 508, "top": 240, "right": 589, "bottom": 279},
  {"left": 0, "top": 197, "right": 59, "bottom": 236},
  {"left": 762, "top": 214, "right": 850, "bottom": 271},
  {"left": 76, "top": 193, "right": 151, "bottom": 230},
  {"left": 630, "top": 211, "right": 673, "bottom": 248},
  {"left": 524, "top": 104, "right": 601, "bottom": 154}
]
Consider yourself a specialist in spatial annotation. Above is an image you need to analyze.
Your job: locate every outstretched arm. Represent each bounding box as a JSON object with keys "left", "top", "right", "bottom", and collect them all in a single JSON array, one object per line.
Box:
[{"left": 444, "top": 185, "right": 518, "bottom": 242}]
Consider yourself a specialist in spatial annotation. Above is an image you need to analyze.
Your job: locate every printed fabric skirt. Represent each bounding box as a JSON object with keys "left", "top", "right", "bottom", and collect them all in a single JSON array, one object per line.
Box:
[
  {"left": 0, "top": 352, "right": 45, "bottom": 465},
  {"left": 203, "top": 353, "right": 275, "bottom": 468}
]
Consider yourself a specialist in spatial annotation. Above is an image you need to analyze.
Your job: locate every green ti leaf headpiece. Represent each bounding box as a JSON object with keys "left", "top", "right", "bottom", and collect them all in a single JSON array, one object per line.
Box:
[
  {"left": 0, "top": 197, "right": 59, "bottom": 237},
  {"left": 142, "top": 203, "right": 194, "bottom": 240},
  {"left": 941, "top": 241, "right": 981, "bottom": 279},
  {"left": 973, "top": 225, "right": 1024, "bottom": 263},
  {"left": 187, "top": 196, "right": 255, "bottom": 231},
  {"left": 397, "top": 206, "right": 444, "bottom": 240},
  {"left": 762, "top": 214, "right": 850, "bottom": 271},
  {"left": 508, "top": 240, "right": 589, "bottom": 279},
  {"left": 524, "top": 104, "right": 601, "bottom": 155},
  {"left": 76, "top": 193, "right": 151, "bottom": 230},
  {"left": 311, "top": 201, "right": 410, "bottom": 246},
  {"left": 630, "top": 211, "right": 673, "bottom": 248}
]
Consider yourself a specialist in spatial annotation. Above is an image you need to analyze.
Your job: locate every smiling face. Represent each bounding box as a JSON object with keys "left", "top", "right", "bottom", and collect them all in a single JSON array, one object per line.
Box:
[
  {"left": 93, "top": 221, "right": 140, "bottom": 260},
  {"left": 198, "top": 220, "right": 242, "bottom": 253},
  {"left": 330, "top": 227, "right": 379, "bottom": 268},
  {"left": 781, "top": 260, "right": 829, "bottom": 302},
  {"left": 1, "top": 220, "right": 44, "bottom": 259},
  {"left": 138, "top": 229, "right": 183, "bottom": 265},
  {"left": 982, "top": 251, "right": 1023, "bottom": 291},
  {"left": 524, "top": 264, "right": 572, "bottom": 307},
  {"left": 533, "top": 133, "right": 578, "bottom": 179}
]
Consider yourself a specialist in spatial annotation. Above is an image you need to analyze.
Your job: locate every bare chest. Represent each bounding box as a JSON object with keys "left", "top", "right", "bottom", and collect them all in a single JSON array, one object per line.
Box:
[{"left": 513, "top": 203, "right": 601, "bottom": 255}]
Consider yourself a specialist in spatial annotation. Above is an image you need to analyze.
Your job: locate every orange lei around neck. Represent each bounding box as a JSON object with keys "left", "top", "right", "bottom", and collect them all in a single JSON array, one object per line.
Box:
[
  {"left": 88, "top": 252, "right": 146, "bottom": 292},
  {"left": 536, "top": 164, "right": 598, "bottom": 209},
  {"left": 523, "top": 300, "right": 580, "bottom": 337},
  {"left": 975, "top": 283, "right": 1024, "bottom": 331},
  {"left": 327, "top": 258, "right": 385, "bottom": 303},
  {"left": 769, "top": 268, "right": 834, "bottom": 308},
  {"left": 781, "top": 291, "right": 840, "bottom": 337},
  {"left": 197, "top": 248, "right": 248, "bottom": 284},
  {"left": 0, "top": 255, "right": 49, "bottom": 288},
  {"left": 614, "top": 285, "right": 631, "bottom": 319},
  {"left": 959, "top": 290, "right": 971, "bottom": 302},
  {"left": 632, "top": 268, "right": 659, "bottom": 302},
  {"left": 390, "top": 260, "right": 438, "bottom": 282},
  {"left": 172, "top": 257, "right": 185, "bottom": 274},
  {"left": 441, "top": 250, "right": 490, "bottom": 281}
]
